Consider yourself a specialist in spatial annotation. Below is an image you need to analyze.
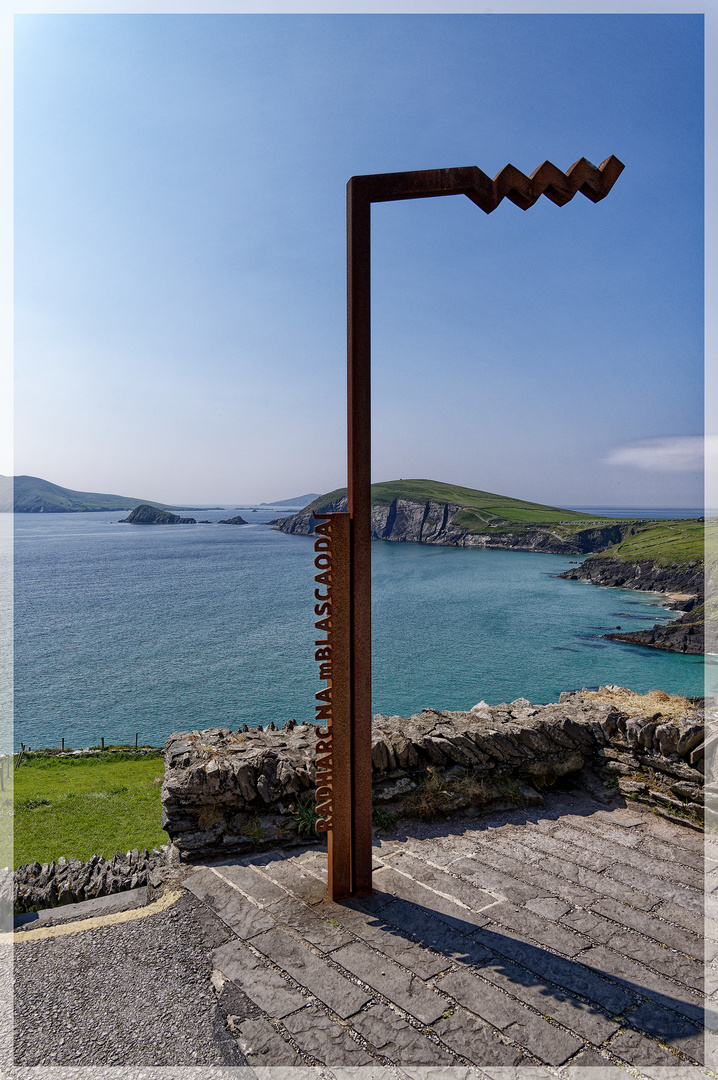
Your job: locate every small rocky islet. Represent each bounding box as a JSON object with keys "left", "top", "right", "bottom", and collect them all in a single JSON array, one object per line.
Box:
[
  {"left": 119, "top": 504, "right": 197, "bottom": 524},
  {"left": 118, "top": 504, "right": 248, "bottom": 525}
]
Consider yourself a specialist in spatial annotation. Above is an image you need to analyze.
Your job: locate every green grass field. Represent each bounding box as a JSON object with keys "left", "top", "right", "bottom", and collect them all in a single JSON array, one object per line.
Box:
[
  {"left": 597, "top": 520, "right": 705, "bottom": 567},
  {"left": 13, "top": 753, "right": 166, "bottom": 868}
]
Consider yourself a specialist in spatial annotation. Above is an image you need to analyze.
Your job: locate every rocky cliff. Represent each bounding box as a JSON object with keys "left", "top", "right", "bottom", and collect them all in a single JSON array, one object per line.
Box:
[
  {"left": 558, "top": 556, "right": 704, "bottom": 655},
  {"left": 557, "top": 555, "right": 703, "bottom": 596},
  {"left": 275, "top": 494, "right": 632, "bottom": 555},
  {"left": 605, "top": 608, "right": 704, "bottom": 655}
]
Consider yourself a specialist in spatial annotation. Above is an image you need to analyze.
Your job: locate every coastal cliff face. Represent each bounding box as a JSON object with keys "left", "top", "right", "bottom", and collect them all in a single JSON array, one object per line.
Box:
[
  {"left": 275, "top": 495, "right": 630, "bottom": 555},
  {"left": 557, "top": 555, "right": 703, "bottom": 597}
]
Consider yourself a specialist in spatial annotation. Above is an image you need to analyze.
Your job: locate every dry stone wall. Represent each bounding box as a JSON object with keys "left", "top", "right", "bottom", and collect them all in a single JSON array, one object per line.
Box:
[
  {"left": 161, "top": 689, "right": 713, "bottom": 860},
  {"left": 14, "top": 847, "right": 171, "bottom": 914}
]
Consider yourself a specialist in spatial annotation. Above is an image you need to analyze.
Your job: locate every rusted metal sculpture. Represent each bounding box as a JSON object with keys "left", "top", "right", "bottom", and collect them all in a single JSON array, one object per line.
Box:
[{"left": 315, "top": 156, "right": 624, "bottom": 900}]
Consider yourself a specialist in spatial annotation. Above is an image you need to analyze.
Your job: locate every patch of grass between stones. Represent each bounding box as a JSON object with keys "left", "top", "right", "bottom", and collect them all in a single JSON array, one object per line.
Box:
[{"left": 404, "top": 766, "right": 524, "bottom": 821}]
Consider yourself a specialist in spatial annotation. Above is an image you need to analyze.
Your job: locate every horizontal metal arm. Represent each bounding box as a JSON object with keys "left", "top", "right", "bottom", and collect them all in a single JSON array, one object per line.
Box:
[{"left": 349, "top": 155, "right": 624, "bottom": 213}]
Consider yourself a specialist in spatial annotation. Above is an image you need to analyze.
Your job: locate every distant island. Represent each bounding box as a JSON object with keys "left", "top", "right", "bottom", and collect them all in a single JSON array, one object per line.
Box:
[
  {"left": 1, "top": 474, "right": 221, "bottom": 514},
  {"left": 119, "top": 505, "right": 197, "bottom": 525},
  {"left": 274, "top": 478, "right": 707, "bottom": 656}
]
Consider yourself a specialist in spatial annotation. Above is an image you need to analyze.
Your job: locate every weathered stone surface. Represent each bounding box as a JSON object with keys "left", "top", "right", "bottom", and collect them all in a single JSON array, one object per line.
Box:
[
  {"left": 432, "top": 1007, "right": 523, "bottom": 1066},
  {"left": 331, "top": 941, "right": 446, "bottom": 1024},
  {"left": 252, "top": 927, "right": 371, "bottom": 1018},
  {"left": 352, "top": 1004, "right": 454, "bottom": 1065},
  {"left": 325, "top": 904, "right": 450, "bottom": 979},
  {"left": 282, "top": 1004, "right": 373, "bottom": 1066},
  {"left": 212, "top": 939, "right": 305, "bottom": 1017},
  {"left": 237, "top": 1016, "right": 305, "bottom": 1067},
  {"left": 182, "top": 867, "right": 276, "bottom": 938},
  {"left": 158, "top": 691, "right": 707, "bottom": 863}
]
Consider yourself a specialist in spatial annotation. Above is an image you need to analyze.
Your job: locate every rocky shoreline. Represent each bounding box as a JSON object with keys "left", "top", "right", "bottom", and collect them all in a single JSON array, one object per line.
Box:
[
  {"left": 558, "top": 556, "right": 704, "bottom": 655},
  {"left": 275, "top": 497, "right": 707, "bottom": 655}
]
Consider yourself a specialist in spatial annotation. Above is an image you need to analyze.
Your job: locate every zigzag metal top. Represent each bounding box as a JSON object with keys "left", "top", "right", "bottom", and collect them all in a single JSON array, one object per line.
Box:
[{"left": 349, "top": 155, "right": 624, "bottom": 212}]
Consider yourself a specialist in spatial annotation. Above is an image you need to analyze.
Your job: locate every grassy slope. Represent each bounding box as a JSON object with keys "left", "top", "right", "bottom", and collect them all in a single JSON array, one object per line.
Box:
[
  {"left": 6, "top": 475, "right": 177, "bottom": 513},
  {"left": 14, "top": 754, "right": 166, "bottom": 867},
  {"left": 591, "top": 519, "right": 705, "bottom": 568},
  {"left": 307, "top": 479, "right": 615, "bottom": 529}
]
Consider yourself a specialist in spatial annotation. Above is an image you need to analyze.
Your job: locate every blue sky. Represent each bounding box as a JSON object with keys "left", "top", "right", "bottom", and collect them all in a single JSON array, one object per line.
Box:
[{"left": 12, "top": 12, "right": 704, "bottom": 507}]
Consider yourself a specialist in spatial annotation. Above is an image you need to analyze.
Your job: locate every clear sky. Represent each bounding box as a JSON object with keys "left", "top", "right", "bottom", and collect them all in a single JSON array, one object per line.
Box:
[{"left": 11, "top": 11, "right": 704, "bottom": 508}]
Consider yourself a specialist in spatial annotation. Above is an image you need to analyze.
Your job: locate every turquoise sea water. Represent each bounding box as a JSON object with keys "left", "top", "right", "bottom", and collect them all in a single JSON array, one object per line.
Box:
[{"left": 12, "top": 510, "right": 710, "bottom": 751}]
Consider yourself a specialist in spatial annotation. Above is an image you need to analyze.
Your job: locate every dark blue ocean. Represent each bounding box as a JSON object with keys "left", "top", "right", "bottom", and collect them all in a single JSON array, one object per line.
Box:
[{"left": 12, "top": 509, "right": 710, "bottom": 751}]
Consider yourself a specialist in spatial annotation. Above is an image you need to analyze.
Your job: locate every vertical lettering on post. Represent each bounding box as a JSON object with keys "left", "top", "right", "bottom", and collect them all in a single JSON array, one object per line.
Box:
[
  {"left": 313, "top": 514, "right": 334, "bottom": 830},
  {"left": 312, "top": 511, "right": 352, "bottom": 899}
]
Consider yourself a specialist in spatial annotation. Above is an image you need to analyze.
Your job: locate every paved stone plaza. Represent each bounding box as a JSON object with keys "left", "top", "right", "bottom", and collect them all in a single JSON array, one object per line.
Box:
[
  {"left": 192, "top": 797, "right": 715, "bottom": 1077},
  {"left": 13, "top": 794, "right": 718, "bottom": 1077}
]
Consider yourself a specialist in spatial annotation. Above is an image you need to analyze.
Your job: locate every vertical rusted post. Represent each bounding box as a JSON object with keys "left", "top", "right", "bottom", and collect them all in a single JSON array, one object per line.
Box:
[
  {"left": 326, "top": 156, "right": 623, "bottom": 898},
  {"left": 347, "top": 179, "right": 374, "bottom": 896}
]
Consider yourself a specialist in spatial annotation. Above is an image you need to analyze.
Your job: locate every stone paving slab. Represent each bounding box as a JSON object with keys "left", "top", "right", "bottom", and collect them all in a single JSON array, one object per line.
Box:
[
  {"left": 605, "top": 860, "right": 704, "bottom": 912},
  {"left": 237, "top": 1015, "right": 306, "bottom": 1066},
  {"left": 282, "top": 1003, "right": 374, "bottom": 1065},
  {"left": 432, "top": 1006, "right": 524, "bottom": 1066},
  {"left": 384, "top": 851, "right": 506, "bottom": 908},
  {"left": 331, "top": 940, "right": 448, "bottom": 1023},
  {"left": 177, "top": 795, "right": 716, "bottom": 1076},
  {"left": 267, "top": 894, "right": 356, "bottom": 952},
  {"left": 251, "top": 926, "right": 371, "bottom": 1018},
  {"left": 471, "top": 953, "right": 620, "bottom": 1045},
  {"left": 320, "top": 896, "right": 453, "bottom": 978},
  {"left": 183, "top": 866, "right": 276, "bottom": 938},
  {"left": 588, "top": 896, "right": 708, "bottom": 960},
  {"left": 212, "top": 938, "right": 307, "bottom": 1017},
  {"left": 439, "top": 967, "right": 583, "bottom": 1066},
  {"left": 371, "top": 865, "right": 493, "bottom": 931},
  {"left": 351, "top": 1003, "right": 455, "bottom": 1066},
  {"left": 544, "top": 825, "right": 706, "bottom": 890},
  {"left": 479, "top": 899, "right": 590, "bottom": 957},
  {"left": 257, "top": 855, "right": 331, "bottom": 904}
]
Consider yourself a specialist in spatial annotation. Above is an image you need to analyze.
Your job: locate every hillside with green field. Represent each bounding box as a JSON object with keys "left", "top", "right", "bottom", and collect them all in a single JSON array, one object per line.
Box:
[
  {"left": 304, "top": 479, "right": 613, "bottom": 526},
  {"left": 275, "top": 478, "right": 633, "bottom": 554},
  {"left": 591, "top": 519, "right": 704, "bottom": 568},
  {"left": 2, "top": 474, "right": 176, "bottom": 513},
  {"left": 1, "top": 474, "right": 215, "bottom": 513}
]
